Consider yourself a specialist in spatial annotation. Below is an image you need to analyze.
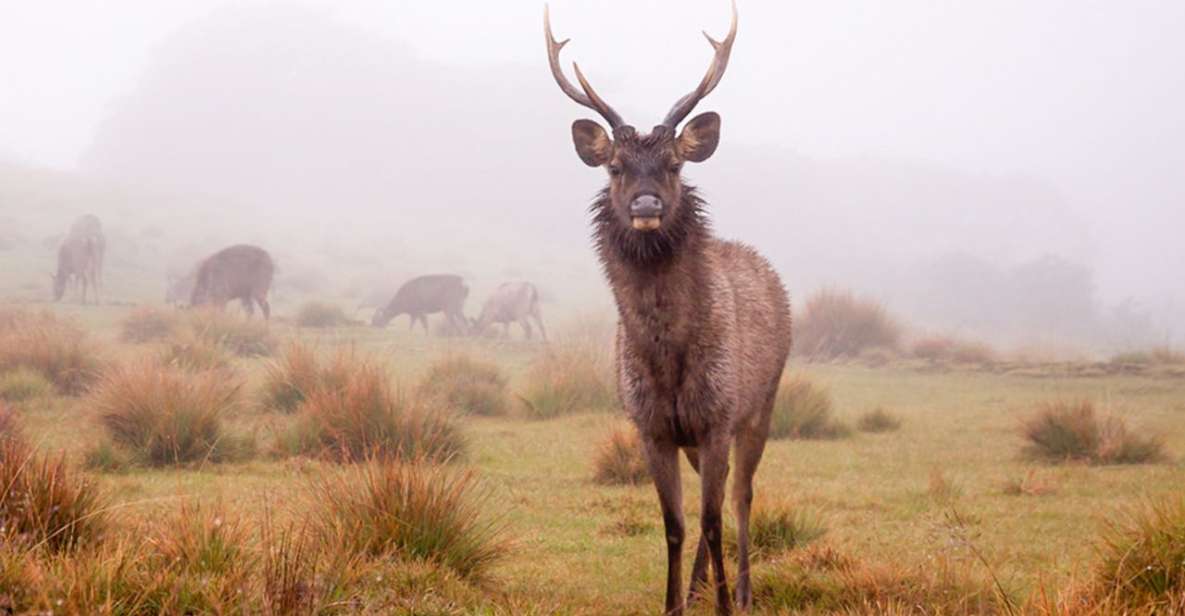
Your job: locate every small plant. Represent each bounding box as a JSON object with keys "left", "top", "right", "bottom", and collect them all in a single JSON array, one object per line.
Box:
[
  {"left": 259, "top": 340, "right": 323, "bottom": 413},
  {"left": 1085, "top": 496, "right": 1185, "bottom": 611},
  {"left": 794, "top": 289, "right": 902, "bottom": 361},
  {"left": 1021, "top": 400, "right": 1165, "bottom": 465},
  {"left": 592, "top": 423, "right": 650, "bottom": 486},
  {"left": 281, "top": 355, "right": 463, "bottom": 463},
  {"left": 90, "top": 361, "right": 253, "bottom": 467},
  {"left": 1001, "top": 470, "right": 1057, "bottom": 497},
  {"left": 294, "top": 301, "right": 351, "bottom": 328},
  {"left": 518, "top": 334, "right": 616, "bottom": 419},
  {"left": 0, "top": 367, "right": 54, "bottom": 402},
  {"left": 158, "top": 330, "right": 234, "bottom": 373},
  {"left": 0, "top": 309, "right": 101, "bottom": 394},
  {"left": 310, "top": 459, "right": 506, "bottom": 580},
  {"left": 418, "top": 355, "right": 510, "bottom": 417},
  {"left": 857, "top": 407, "right": 902, "bottom": 433},
  {"left": 928, "top": 468, "right": 963, "bottom": 502},
  {"left": 769, "top": 375, "right": 849, "bottom": 440},
  {"left": 189, "top": 308, "right": 278, "bottom": 357},
  {"left": 119, "top": 306, "right": 180, "bottom": 343},
  {"left": 728, "top": 500, "right": 826, "bottom": 559}
]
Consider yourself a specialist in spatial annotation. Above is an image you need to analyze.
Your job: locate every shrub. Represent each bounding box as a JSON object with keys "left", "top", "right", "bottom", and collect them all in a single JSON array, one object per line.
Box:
[
  {"left": 281, "top": 355, "right": 463, "bottom": 463},
  {"left": 259, "top": 341, "right": 324, "bottom": 413},
  {"left": 1085, "top": 497, "right": 1185, "bottom": 611},
  {"left": 158, "top": 330, "right": 234, "bottom": 373},
  {"left": 769, "top": 375, "right": 849, "bottom": 440},
  {"left": 119, "top": 306, "right": 180, "bottom": 343},
  {"left": 857, "top": 407, "right": 902, "bottom": 433},
  {"left": 0, "top": 427, "right": 107, "bottom": 552},
  {"left": 1021, "top": 400, "right": 1165, "bottom": 465},
  {"left": 794, "top": 289, "right": 902, "bottom": 361},
  {"left": 518, "top": 335, "right": 616, "bottom": 419},
  {"left": 310, "top": 459, "right": 506, "bottom": 580},
  {"left": 1110, "top": 346, "right": 1185, "bottom": 366},
  {"left": 189, "top": 309, "right": 277, "bottom": 357},
  {"left": 912, "top": 335, "right": 998, "bottom": 365},
  {"left": 294, "top": 301, "right": 351, "bottom": 329},
  {"left": 90, "top": 361, "right": 253, "bottom": 467},
  {"left": 0, "top": 309, "right": 101, "bottom": 394},
  {"left": 419, "top": 355, "right": 509, "bottom": 417},
  {"left": 592, "top": 423, "right": 649, "bottom": 486},
  {"left": 0, "top": 367, "right": 54, "bottom": 402}
]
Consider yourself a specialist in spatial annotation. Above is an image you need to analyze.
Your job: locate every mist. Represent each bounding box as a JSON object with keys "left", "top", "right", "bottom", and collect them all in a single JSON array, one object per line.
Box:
[{"left": 3, "top": 0, "right": 1184, "bottom": 351}]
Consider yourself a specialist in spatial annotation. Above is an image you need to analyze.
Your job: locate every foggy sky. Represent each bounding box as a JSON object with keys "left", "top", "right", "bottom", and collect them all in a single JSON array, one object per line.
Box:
[{"left": 3, "top": 0, "right": 1184, "bottom": 310}]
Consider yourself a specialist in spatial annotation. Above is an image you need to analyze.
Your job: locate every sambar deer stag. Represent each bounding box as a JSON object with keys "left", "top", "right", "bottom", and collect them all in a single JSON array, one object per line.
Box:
[
  {"left": 545, "top": 2, "right": 791, "bottom": 613},
  {"left": 190, "top": 244, "right": 275, "bottom": 319}
]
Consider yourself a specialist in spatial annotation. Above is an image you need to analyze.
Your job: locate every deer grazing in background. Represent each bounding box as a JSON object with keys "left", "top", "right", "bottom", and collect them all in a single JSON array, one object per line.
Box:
[
  {"left": 471, "top": 281, "right": 547, "bottom": 341},
  {"left": 545, "top": 2, "right": 791, "bottom": 614},
  {"left": 190, "top": 244, "right": 275, "bottom": 319},
  {"left": 52, "top": 214, "right": 105, "bottom": 303},
  {"left": 370, "top": 274, "right": 470, "bottom": 335}
]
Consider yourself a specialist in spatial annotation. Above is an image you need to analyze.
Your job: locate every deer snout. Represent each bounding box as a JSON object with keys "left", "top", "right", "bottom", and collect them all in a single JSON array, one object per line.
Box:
[{"left": 630, "top": 195, "right": 664, "bottom": 231}]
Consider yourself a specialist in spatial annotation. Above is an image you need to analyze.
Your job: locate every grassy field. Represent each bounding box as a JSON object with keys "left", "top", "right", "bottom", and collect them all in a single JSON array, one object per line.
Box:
[{"left": 2, "top": 300, "right": 1184, "bottom": 614}]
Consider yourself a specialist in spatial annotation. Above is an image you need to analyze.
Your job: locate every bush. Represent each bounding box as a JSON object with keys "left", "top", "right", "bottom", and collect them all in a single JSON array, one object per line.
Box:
[
  {"left": 0, "top": 426, "right": 107, "bottom": 552},
  {"left": 158, "top": 330, "right": 234, "bottom": 373},
  {"left": 911, "top": 336, "right": 997, "bottom": 365},
  {"left": 189, "top": 309, "right": 277, "bottom": 357},
  {"left": 518, "top": 336, "right": 616, "bottom": 419},
  {"left": 310, "top": 459, "right": 506, "bottom": 580},
  {"left": 592, "top": 423, "right": 649, "bottom": 486},
  {"left": 0, "top": 309, "right": 101, "bottom": 394},
  {"left": 259, "top": 341, "right": 324, "bottom": 413},
  {"left": 90, "top": 361, "right": 253, "bottom": 467},
  {"left": 770, "top": 375, "right": 849, "bottom": 440},
  {"left": 857, "top": 407, "right": 902, "bottom": 433},
  {"left": 294, "top": 301, "right": 351, "bottom": 329},
  {"left": 419, "top": 355, "right": 509, "bottom": 417},
  {"left": 119, "top": 306, "right": 180, "bottom": 343},
  {"left": 1021, "top": 400, "right": 1165, "bottom": 465},
  {"left": 0, "top": 367, "right": 54, "bottom": 403},
  {"left": 794, "top": 289, "right": 902, "bottom": 361},
  {"left": 280, "top": 354, "right": 463, "bottom": 463}
]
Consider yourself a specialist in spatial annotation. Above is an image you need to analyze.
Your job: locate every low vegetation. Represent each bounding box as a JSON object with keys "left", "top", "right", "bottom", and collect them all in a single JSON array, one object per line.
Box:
[
  {"left": 1110, "top": 346, "right": 1185, "bottom": 366},
  {"left": 1021, "top": 400, "right": 1166, "bottom": 465},
  {"left": 419, "top": 355, "right": 510, "bottom": 416},
  {"left": 157, "top": 330, "right": 234, "bottom": 373},
  {"left": 310, "top": 459, "right": 506, "bottom": 581},
  {"left": 188, "top": 309, "right": 277, "bottom": 357},
  {"left": 591, "top": 423, "right": 649, "bottom": 486},
  {"left": 119, "top": 306, "right": 180, "bottom": 343},
  {"left": 911, "top": 335, "right": 998, "bottom": 365},
  {"left": 518, "top": 334, "right": 616, "bottom": 419},
  {"left": 279, "top": 354, "right": 463, "bottom": 463},
  {"left": 294, "top": 300, "right": 351, "bottom": 328},
  {"left": 0, "top": 367, "right": 54, "bottom": 402},
  {"left": 727, "top": 500, "right": 827, "bottom": 560},
  {"left": 89, "top": 361, "right": 253, "bottom": 467},
  {"left": 769, "top": 375, "right": 850, "bottom": 440},
  {"left": 857, "top": 407, "right": 902, "bottom": 433},
  {"left": 259, "top": 340, "right": 325, "bottom": 413},
  {"left": 0, "top": 308, "right": 100, "bottom": 394},
  {"left": 794, "top": 289, "right": 902, "bottom": 361},
  {"left": 1081, "top": 496, "right": 1185, "bottom": 612}
]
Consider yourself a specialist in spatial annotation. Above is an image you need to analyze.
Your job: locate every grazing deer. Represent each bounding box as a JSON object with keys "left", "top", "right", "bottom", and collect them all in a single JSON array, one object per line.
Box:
[
  {"left": 371, "top": 274, "right": 470, "bottom": 335},
  {"left": 471, "top": 281, "right": 547, "bottom": 341},
  {"left": 545, "top": 3, "right": 791, "bottom": 614},
  {"left": 190, "top": 244, "right": 275, "bottom": 319},
  {"left": 52, "top": 214, "right": 106, "bottom": 303}
]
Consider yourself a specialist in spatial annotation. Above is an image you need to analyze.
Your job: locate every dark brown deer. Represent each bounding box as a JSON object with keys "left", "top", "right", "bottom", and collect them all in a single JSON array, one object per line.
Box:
[
  {"left": 52, "top": 233, "right": 101, "bottom": 303},
  {"left": 545, "top": 3, "right": 791, "bottom": 614},
  {"left": 471, "top": 281, "right": 547, "bottom": 341},
  {"left": 190, "top": 244, "right": 274, "bottom": 319},
  {"left": 371, "top": 274, "right": 470, "bottom": 335},
  {"left": 68, "top": 214, "right": 105, "bottom": 293}
]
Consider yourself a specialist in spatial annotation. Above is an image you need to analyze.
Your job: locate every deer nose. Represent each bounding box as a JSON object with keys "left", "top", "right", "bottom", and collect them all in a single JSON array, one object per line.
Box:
[{"left": 630, "top": 195, "right": 664, "bottom": 218}]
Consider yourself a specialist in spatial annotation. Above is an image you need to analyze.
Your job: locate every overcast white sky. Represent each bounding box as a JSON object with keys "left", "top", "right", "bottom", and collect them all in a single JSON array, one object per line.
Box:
[{"left": 2, "top": 0, "right": 1184, "bottom": 302}]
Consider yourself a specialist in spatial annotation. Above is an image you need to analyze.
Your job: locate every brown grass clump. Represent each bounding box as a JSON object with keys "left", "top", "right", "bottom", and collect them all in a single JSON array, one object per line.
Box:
[
  {"left": 518, "top": 333, "right": 616, "bottom": 419},
  {"left": 1001, "top": 470, "right": 1057, "bottom": 497},
  {"left": 157, "top": 330, "right": 234, "bottom": 373},
  {"left": 1021, "top": 400, "right": 1166, "bottom": 465},
  {"left": 592, "top": 423, "right": 649, "bottom": 486},
  {"left": 769, "top": 375, "right": 850, "bottom": 440},
  {"left": 0, "top": 308, "right": 101, "bottom": 394},
  {"left": 0, "top": 412, "right": 107, "bottom": 552},
  {"left": 188, "top": 308, "right": 278, "bottom": 357},
  {"left": 259, "top": 340, "right": 324, "bottom": 413},
  {"left": 294, "top": 301, "right": 351, "bottom": 328},
  {"left": 857, "top": 407, "right": 902, "bottom": 433},
  {"left": 89, "top": 361, "right": 253, "bottom": 467},
  {"left": 310, "top": 458, "right": 506, "bottom": 581},
  {"left": 794, "top": 289, "right": 902, "bottom": 361},
  {"left": 119, "top": 306, "right": 180, "bottom": 343},
  {"left": 280, "top": 354, "right": 464, "bottom": 463},
  {"left": 912, "top": 335, "right": 998, "bottom": 365},
  {"left": 419, "top": 355, "right": 510, "bottom": 417},
  {"left": 726, "top": 499, "right": 827, "bottom": 560},
  {"left": 0, "top": 367, "right": 55, "bottom": 403}
]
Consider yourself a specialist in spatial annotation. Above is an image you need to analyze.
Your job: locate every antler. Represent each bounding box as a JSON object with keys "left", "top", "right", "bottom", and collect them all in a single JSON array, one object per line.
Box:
[
  {"left": 544, "top": 4, "right": 625, "bottom": 129},
  {"left": 662, "top": 0, "right": 738, "bottom": 129}
]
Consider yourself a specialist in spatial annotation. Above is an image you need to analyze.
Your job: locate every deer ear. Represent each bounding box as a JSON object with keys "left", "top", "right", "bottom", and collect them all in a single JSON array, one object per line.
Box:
[
  {"left": 677, "top": 112, "right": 721, "bottom": 163},
  {"left": 571, "top": 119, "right": 612, "bottom": 167}
]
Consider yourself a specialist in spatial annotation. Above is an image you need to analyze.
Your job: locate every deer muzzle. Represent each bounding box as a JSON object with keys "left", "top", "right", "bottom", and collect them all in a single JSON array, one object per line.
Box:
[{"left": 630, "top": 195, "right": 664, "bottom": 231}]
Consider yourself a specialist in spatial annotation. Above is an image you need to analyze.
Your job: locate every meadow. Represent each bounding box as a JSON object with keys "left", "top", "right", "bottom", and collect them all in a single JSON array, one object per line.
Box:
[{"left": 1, "top": 298, "right": 1184, "bottom": 615}]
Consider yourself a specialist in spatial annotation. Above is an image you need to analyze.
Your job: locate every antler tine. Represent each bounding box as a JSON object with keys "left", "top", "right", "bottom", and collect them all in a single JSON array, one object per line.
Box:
[
  {"left": 544, "top": 4, "right": 624, "bottom": 129},
  {"left": 662, "top": 0, "right": 738, "bottom": 129}
]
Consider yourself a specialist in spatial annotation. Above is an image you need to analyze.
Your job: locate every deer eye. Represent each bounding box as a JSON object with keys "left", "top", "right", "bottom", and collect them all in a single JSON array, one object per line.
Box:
[
  {"left": 608, "top": 164, "right": 623, "bottom": 176},
  {"left": 668, "top": 162, "right": 683, "bottom": 174}
]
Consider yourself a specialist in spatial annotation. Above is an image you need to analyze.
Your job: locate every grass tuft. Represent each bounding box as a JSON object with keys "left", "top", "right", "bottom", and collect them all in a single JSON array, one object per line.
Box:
[
  {"left": 188, "top": 309, "right": 277, "bottom": 357},
  {"left": 419, "top": 355, "right": 510, "bottom": 417},
  {"left": 259, "top": 340, "right": 324, "bottom": 413},
  {"left": 119, "top": 306, "right": 180, "bottom": 343},
  {"left": 770, "top": 375, "right": 850, "bottom": 440},
  {"left": 912, "top": 335, "right": 998, "bottom": 365},
  {"left": 518, "top": 330, "right": 616, "bottom": 419},
  {"left": 1086, "top": 496, "right": 1185, "bottom": 611},
  {"left": 794, "top": 289, "right": 902, "bottom": 361},
  {"left": 857, "top": 407, "right": 902, "bottom": 433},
  {"left": 591, "top": 423, "right": 649, "bottom": 486},
  {"left": 1021, "top": 400, "right": 1166, "bottom": 465},
  {"left": 158, "top": 330, "right": 235, "bottom": 373},
  {"left": 727, "top": 500, "right": 827, "bottom": 560},
  {"left": 0, "top": 308, "right": 101, "bottom": 394},
  {"left": 294, "top": 301, "right": 351, "bottom": 328},
  {"left": 0, "top": 367, "right": 55, "bottom": 403}
]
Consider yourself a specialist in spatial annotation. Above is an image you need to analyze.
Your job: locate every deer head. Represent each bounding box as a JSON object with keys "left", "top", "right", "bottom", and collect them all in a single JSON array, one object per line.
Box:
[{"left": 545, "top": 1, "right": 737, "bottom": 236}]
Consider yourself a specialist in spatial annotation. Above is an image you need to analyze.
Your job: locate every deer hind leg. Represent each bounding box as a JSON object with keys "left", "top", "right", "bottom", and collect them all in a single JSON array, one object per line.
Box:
[
  {"left": 256, "top": 293, "right": 271, "bottom": 321},
  {"left": 685, "top": 448, "right": 712, "bottom": 604},
  {"left": 644, "top": 438, "right": 686, "bottom": 616},
  {"left": 519, "top": 317, "right": 534, "bottom": 340},
  {"left": 732, "top": 429, "right": 769, "bottom": 611},
  {"left": 699, "top": 438, "right": 733, "bottom": 615},
  {"left": 240, "top": 296, "right": 255, "bottom": 318}
]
